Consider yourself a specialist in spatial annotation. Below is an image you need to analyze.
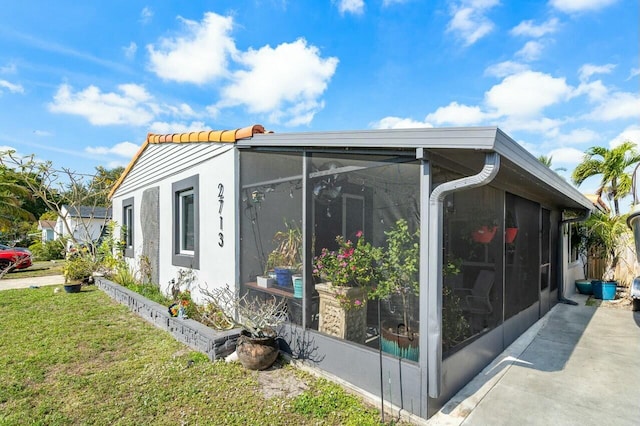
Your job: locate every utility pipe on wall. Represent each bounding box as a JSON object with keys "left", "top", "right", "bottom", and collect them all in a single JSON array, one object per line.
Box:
[{"left": 426, "top": 152, "right": 500, "bottom": 398}]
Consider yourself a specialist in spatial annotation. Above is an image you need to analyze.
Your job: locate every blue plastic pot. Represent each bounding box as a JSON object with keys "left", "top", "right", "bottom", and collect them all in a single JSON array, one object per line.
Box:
[
  {"left": 274, "top": 267, "right": 293, "bottom": 287},
  {"left": 592, "top": 280, "right": 617, "bottom": 300}
]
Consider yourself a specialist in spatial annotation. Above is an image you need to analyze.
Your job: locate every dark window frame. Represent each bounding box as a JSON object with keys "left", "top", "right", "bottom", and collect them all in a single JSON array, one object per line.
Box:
[
  {"left": 172, "top": 175, "right": 199, "bottom": 269},
  {"left": 122, "top": 197, "right": 134, "bottom": 258}
]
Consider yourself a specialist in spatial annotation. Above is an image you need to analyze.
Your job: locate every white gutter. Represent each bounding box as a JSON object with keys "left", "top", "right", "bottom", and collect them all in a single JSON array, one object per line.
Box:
[{"left": 427, "top": 152, "right": 500, "bottom": 398}]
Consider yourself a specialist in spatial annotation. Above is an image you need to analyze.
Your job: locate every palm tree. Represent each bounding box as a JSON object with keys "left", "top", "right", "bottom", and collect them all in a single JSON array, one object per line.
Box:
[
  {"left": 538, "top": 155, "right": 567, "bottom": 173},
  {"left": 571, "top": 142, "right": 640, "bottom": 216},
  {"left": 0, "top": 167, "right": 34, "bottom": 229}
]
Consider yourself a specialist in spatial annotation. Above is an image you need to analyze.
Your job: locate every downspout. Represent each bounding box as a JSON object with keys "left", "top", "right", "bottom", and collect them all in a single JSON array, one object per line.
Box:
[
  {"left": 558, "top": 210, "right": 591, "bottom": 306},
  {"left": 427, "top": 152, "right": 500, "bottom": 398}
]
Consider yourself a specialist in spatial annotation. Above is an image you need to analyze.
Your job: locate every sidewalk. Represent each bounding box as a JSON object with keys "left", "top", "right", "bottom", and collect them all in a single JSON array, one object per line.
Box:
[
  {"left": 0, "top": 274, "right": 65, "bottom": 290},
  {"left": 430, "top": 295, "right": 640, "bottom": 425}
]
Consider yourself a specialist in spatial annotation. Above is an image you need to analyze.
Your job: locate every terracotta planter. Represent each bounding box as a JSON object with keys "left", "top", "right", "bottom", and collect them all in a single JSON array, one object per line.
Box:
[
  {"left": 505, "top": 227, "right": 518, "bottom": 244},
  {"left": 235, "top": 333, "right": 279, "bottom": 370},
  {"left": 472, "top": 226, "right": 497, "bottom": 243},
  {"left": 315, "top": 283, "right": 368, "bottom": 344}
]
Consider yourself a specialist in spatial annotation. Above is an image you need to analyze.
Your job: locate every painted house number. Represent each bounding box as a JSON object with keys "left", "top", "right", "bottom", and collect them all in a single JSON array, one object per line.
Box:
[{"left": 217, "top": 183, "right": 224, "bottom": 247}]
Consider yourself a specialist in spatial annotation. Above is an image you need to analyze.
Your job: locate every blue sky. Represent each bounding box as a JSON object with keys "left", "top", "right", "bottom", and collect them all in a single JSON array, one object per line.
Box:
[{"left": 0, "top": 0, "right": 638, "bottom": 197}]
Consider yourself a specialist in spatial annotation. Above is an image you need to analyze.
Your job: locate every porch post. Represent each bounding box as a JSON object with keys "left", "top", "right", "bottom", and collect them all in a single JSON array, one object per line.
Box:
[
  {"left": 302, "top": 151, "right": 312, "bottom": 329},
  {"left": 418, "top": 148, "right": 431, "bottom": 417}
]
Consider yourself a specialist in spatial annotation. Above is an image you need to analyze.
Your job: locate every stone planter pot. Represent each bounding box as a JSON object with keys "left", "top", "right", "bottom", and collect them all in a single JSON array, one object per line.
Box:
[
  {"left": 235, "top": 332, "right": 279, "bottom": 370},
  {"left": 63, "top": 283, "right": 83, "bottom": 293},
  {"left": 315, "top": 283, "right": 368, "bottom": 344}
]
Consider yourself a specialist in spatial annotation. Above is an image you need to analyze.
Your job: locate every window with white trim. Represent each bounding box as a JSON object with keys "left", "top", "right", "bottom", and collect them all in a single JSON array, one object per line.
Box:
[{"left": 172, "top": 175, "right": 199, "bottom": 268}]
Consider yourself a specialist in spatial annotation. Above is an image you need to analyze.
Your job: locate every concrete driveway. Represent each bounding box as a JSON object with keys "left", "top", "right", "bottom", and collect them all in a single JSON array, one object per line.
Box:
[
  {"left": 430, "top": 295, "right": 640, "bottom": 425},
  {"left": 0, "top": 274, "right": 64, "bottom": 290}
]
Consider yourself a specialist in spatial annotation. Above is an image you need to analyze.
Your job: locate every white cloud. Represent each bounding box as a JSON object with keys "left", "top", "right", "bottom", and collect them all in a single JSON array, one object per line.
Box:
[
  {"left": 573, "top": 79, "right": 609, "bottom": 102},
  {"left": 425, "top": 101, "right": 487, "bottom": 125},
  {"left": 383, "top": 0, "right": 409, "bottom": 5},
  {"left": 140, "top": 7, "right": 153, "bottom": 24},
  {"left": 217, "top": 38, "right": 338, "bottom": 126},
  {"left": 337, "top": 0, "right": 365, "bottom": 15},
  {"left": 628, "top": 68, "right": 640, "bottom": 80},
  {"left": 123, "top": 42, "right": 137, "bottom": 59},
  {"left": 609, "top": 125, "right": 640, "bottom": 148},
  {"left": 547, "top": 146, "right": 586, "bottom": 165},
  {"left": 147, "top": 12, "right": 236, "bottom": 84},
  {"left": 485, "top": 71, "right": 572, "bottom": 118},
  {"left": 553, "top": 128, "right": 600, "bottom": 145},
  {"left": 510, "top": 18, "right": 559, "bottom": 37},
  {"left": 86, "top": 141, "right": 140, "bottom": 158},
  {"left": 0, "top": 63, "right": 17, "bottom": 74},
  {"left": 0, "top": 79, "right": 24, "bottom": 94},
  {"left": 515, "top": 40, "right": 544, "bottom": 61},
  {"left": 148, "top": 121, "right": 208, "bottom": 134},
  {"left": 33, "top": 130, "right": 52, "bottom": 137},
  {"left": 550, "top": 0, "right": 618, "bottom": 13},
  {"left": 578, "top": 63, "right": 616, "bottom": 82},
  {"left": 484, "top": 60, "right": 529, "bottom": 78},
  {"left": 501, "top": 116, "right": 564, "bottom": 134},
  {"left": 588, "top": 91, "right": 640, "bottom": 121},
  {"left": 48, "top": 83, "right": 156, "bottom": 126},
  {"left": 447, "top": 0, "right": 500, "bottom": 46},
  {"left": 370, "top": 116, "right": 434, "bottom": 129}
]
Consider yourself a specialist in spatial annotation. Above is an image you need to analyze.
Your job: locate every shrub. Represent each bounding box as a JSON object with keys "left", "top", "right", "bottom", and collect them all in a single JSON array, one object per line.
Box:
[{"left": 28, "top": 239, "right": 66, "bottom": 261}]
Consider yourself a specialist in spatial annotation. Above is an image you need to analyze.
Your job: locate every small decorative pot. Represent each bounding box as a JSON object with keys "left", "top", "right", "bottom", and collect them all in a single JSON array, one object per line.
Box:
[{"left": 63, "top": 283, "right": 82, "bottom": 293}]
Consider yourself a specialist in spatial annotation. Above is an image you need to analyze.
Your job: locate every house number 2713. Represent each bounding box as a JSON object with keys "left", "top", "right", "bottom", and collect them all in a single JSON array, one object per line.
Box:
[{"left": 217, "top": 183, "right": 224, "bottom": 247}]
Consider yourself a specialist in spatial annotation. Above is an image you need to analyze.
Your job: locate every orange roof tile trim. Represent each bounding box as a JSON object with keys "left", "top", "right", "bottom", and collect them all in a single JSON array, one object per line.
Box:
[{"left": 108, "top": 124, "right": 265, "bottom": 199}]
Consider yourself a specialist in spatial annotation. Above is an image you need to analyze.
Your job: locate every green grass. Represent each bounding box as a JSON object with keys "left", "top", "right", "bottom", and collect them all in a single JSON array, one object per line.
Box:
[
  {"left": 0, "top": 286, "right": 390, "bottom": 425},
  {"left": 5, "top": 260, "right": 65, "bottom": 279}
]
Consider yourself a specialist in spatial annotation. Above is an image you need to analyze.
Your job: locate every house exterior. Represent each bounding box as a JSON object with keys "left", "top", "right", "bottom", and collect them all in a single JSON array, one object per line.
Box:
[
  {"left": 110, "top": 125, "right": 593, "bottom": 420},
  {"left": 55, "top": 205, "right": 112, "bottom": 247},
  {"left": 37, "top": 220, "right": 56, "bottom": 243}
]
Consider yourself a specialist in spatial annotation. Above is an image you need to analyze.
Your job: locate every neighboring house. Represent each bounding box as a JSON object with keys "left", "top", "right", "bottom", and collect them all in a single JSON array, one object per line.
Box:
[
  {"left": 110, "top": 125, "right": 594, "bottom": 421},
  {"left": 55, "top": 205, "right": 112, "bottom": 247},
  {"left": 37, "top": 220, "right": 56, "bottom": 243}
]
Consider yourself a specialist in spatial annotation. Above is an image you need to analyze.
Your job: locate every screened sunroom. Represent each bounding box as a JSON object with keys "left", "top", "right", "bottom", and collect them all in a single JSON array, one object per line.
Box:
[{"left": 235, "top": 127, "right": 593, "bottom": 418}]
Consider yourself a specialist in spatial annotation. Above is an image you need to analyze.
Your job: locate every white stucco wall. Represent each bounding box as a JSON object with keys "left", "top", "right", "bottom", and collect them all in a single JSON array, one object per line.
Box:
[{"left": 112, "top": 144, "right": 237, "bottom": 301}]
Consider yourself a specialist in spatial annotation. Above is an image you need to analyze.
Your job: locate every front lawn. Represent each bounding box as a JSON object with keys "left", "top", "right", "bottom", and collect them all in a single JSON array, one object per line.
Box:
[
  {"left": 4, "top": 260, "right": 65, "bottom": 279},
  {"left": 0, "top": 286, "right": 388, "bottom": 425}
]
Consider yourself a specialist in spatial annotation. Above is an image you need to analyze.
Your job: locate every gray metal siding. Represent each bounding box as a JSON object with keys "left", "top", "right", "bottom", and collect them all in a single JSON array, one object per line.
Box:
[
  {"left": 113, "top": 142, "right": 233, "bottom": 197},
  {"left": 245, "top": 126, "right": 500, "bottom": 150}
]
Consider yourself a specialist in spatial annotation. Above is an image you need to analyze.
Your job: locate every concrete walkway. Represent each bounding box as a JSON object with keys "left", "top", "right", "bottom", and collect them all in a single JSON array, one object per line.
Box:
[
  {"left": 0, "top": 274, "right": 65, "bottom": 290},
  {"left": 430, "top": 294, "right": 640, "bottom": 425}
]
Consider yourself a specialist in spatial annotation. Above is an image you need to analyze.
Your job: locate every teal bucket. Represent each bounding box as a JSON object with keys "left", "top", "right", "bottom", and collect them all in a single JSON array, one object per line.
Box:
[
  {"left": 592, "top": 280, "right": 616, "bottom": 300},
  {"left": 293, "top": 275, "right": 303, "bottom": 299}
]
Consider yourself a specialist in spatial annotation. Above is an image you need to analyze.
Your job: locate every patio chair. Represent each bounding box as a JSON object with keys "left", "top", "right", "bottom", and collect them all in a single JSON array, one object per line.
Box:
[{"left": 454, "top": 270, "right": 494, "bottom": 315}]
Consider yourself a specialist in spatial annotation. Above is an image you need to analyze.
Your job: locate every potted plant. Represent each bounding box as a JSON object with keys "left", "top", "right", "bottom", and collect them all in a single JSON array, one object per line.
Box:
[
  {"left": 266, "top": 220, "right": 302, "bottom": 287},
  {"left": 585, "top": 211, "right": 627, "bottom": 300},
  {"left": 467, "top": 209, "right": 498, "bottom": 243},
  {"left": 505, "top": 210, "right": 518, "bottom": 244},
  {"left": 62, "top": 250, "right": 96, "bottom": 293},
  {"left": 369, "top": 219, "right": 420, "bottom": 361},
  {"left": 199, "top": 284, "right": 288, "bottom": 370},
  {"left": 312, "top": 230, "right": 381, "bottom": 343}
]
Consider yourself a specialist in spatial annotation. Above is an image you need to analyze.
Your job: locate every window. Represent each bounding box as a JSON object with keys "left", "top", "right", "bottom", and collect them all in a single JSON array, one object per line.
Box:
[
  {"left": 172, "top": 175, "right": 199, "bottom": 268},
  {"left": 122, "top": 197, "right": 134, "bottom": 257}
]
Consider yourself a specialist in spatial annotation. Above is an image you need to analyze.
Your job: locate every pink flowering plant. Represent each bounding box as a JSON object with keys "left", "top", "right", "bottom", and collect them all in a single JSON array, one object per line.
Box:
[{"left": 313, "top": 231, "right": 382, "bottom": 309}]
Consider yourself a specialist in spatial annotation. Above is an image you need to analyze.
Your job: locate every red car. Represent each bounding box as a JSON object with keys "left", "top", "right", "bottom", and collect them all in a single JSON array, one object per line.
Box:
[{"left": 0, "top": 244, "right": 32, "bottom": 271}]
